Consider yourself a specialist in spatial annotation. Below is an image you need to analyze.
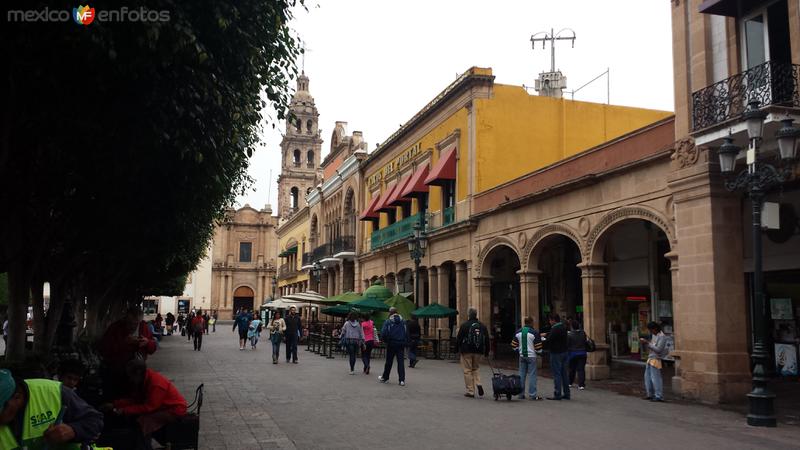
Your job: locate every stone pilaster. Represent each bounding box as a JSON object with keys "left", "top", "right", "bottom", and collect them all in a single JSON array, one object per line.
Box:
[
  {"left": 579, "top": 262, "right": 610, "bottom": 380},
  {"left": 517, "top": 270, "right": 542, "bottom": 327}
]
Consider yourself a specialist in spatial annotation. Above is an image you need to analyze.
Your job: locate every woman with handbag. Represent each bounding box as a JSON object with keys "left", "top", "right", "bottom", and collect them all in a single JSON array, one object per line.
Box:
[
  {"left": 567, "top": 319, "right": 588, "bottom": 390},
  {"left": 360, "top": 313, "right": 377, "bottom": 374},
  {"left": 340, "top": 311, "right": 366, "bottom": 375},
  {"left": 269, "top": 312, "right": 287, "bottom": 364}
]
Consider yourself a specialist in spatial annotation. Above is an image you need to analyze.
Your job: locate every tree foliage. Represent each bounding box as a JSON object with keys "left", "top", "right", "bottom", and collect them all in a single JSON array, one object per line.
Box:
[{"left": 0, "top": 0, "right": 304, "bottom": 360}]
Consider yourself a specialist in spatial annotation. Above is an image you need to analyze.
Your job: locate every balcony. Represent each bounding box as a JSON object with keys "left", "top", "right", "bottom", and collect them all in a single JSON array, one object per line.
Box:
[
  {"left": 371, "top": 213, "right": 422, "bottom": 250},
  {"left": 312, "top": 243, "right": 333, "bottom": 262},
  {"left": 332, "top": 235, "right": 355, "bottom": 259},
  {"left": 301, "top": 252, "right": 312, "bottom": 269},
  {"left": 277, "top": 263, "right": 299, "bottom": 280},
  {"left": 691, "top": 61, "right": 800, "bottom": 132}
]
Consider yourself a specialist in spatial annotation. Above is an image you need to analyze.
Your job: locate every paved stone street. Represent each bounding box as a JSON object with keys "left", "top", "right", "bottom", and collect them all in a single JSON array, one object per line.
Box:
[{"left": 148, "top": 325, "right": 798, "bottom": 450}]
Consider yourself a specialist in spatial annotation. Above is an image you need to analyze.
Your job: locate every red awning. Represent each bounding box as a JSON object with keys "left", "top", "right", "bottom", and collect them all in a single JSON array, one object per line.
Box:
[
  {"left": 400, "top": 164, "right": 430, "bottom": 198},
  {"left": 386, "top": 175, "right": 413, "bottom": 207},
  {"left": 375, "top": 183, "right": 401, "bottom": 213},
  {"left": 424, "top": 144, "right": 457, "bottom": 186},
  {"left": 358, "top": 194, "right": 382, "bottom": 221}
]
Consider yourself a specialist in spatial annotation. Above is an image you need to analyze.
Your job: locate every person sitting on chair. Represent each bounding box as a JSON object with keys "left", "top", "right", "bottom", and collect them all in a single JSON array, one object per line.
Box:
[
  {"left": 0, "top": 368, "right": 104, "bottom": 449},
  {"left": 101, "top": 359, "right": 187, "bottom": 449}
]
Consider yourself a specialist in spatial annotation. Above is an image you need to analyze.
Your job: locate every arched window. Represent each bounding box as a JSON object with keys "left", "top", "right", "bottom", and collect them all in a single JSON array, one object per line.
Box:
[
  {"left": 290, "top": 187, "right": 299, "bottom": 209},
  {"left": 293, "top": 149, "right": 301, "bottom": 166},
  {"left": 306, "top": 150, "right": 314, "bottom": 167},
  {"left": 295, "top": 118, "right": 301, "bottom": 132},
  {"left": 306, "top": 119, "right": 313, "bottom": 134}
]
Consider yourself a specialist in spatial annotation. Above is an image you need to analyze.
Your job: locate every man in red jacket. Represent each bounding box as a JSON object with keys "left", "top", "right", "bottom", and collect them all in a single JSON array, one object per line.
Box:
[{"left": 102, "top": 359, "right": 187, "bottom": 450}]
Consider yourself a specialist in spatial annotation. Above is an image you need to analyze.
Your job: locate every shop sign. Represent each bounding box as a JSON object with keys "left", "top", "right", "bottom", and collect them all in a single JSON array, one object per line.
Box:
[{"left": 367, "top": 142, "right": 422, "bottom": 188}]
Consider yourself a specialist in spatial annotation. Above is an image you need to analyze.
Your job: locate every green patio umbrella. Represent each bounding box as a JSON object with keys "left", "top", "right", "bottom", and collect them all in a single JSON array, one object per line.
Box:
[
  {"left": 411, "top": 302, "right": 458, "bottom": 318},
  {"left": 350, "top": 296, "right": 391, "bottom": 312},
  {"left": 374, "top": 294, "right": 417, "bottom": 330},
  {"left": 321, "top": 304, "right": 360, "bottom": 317},
  {"left": 318, "top": 291, "right": 362, "bottom": 305}
]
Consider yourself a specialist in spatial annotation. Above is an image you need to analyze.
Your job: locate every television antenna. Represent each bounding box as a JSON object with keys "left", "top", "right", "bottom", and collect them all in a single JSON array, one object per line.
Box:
[{"left": 530, "top": 28, "right": 576, "bottom": 73}]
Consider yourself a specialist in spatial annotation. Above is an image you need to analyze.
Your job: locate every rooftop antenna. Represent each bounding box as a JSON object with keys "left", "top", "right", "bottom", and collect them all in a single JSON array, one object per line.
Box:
[{"left": 530, "top": 28, "right": 576, "bottom": 98}]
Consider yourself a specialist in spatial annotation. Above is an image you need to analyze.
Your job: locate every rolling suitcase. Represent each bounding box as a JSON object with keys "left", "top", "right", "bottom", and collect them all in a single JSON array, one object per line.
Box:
[{"left": 489, "top": 362, "right": 522, "bottom": 400}]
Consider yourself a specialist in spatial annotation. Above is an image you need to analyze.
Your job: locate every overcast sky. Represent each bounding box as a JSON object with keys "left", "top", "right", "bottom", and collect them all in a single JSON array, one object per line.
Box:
[{"left": 237, "top": 0, "right": 675, "bottom": 209}]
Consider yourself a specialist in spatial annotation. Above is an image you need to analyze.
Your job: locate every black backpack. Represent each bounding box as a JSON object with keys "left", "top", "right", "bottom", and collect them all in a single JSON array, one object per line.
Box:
[{"left": 462, "top": 322, "right": 485, "bottom": 353}]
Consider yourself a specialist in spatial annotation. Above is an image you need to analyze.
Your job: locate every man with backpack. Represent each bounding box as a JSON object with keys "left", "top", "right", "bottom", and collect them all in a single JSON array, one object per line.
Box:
[
  {"left": 378, "top": 307, "right": 408, "bottom": 386},
  {"left": 233, "top": 308, "right": 253, "bottom": 351},
  {"left": 456, "top": 308, "right": 489, "bottom": 398},
  {"left": 191, "top": 309, "right": 206, "bottom": 351}
]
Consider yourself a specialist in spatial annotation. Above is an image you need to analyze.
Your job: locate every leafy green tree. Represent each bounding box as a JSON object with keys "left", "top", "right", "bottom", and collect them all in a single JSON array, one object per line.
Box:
[{"left": 1, "top": 0, "right": 304, "bottom": 360}]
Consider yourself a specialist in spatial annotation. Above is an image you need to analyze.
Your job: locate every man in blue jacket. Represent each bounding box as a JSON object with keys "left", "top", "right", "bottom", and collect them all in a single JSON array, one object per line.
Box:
[
  {"left": 232, "top": 308, "right": 253, "bottom": 351},
  {"left": 378, "top": 307, "right": 408, "bottom": 386}
]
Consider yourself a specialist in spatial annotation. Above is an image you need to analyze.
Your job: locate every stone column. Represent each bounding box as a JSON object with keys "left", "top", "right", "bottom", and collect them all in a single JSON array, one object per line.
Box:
[
  {"left": 385, "top": 273, "right": 396, "bottom": 294},
  {"left": 427, "top": 267, "right": 438, "bottom": 305},
  {"left": 455, "top": 262, "right": 469, "bottom": 324},
  {"left": 336, "top": 264, "right": 344, "bottom": 296},
  {"left": 579, "top": 262, "right": 610, "bottom": 380},
  {"left": 437, "top": 265, "right": 450, "bottom": 332},
  {"left": 473, "top": 276, "right": 492, "bottom": 324},
  {"left": 668, "top": 159, "right": 750, "bottom": 402},
  {"left": 327, "top": 269, "right": 336, "bottom": 297},
  {"left": 517, "top": 270, "right": 541, "bottom": 327}
]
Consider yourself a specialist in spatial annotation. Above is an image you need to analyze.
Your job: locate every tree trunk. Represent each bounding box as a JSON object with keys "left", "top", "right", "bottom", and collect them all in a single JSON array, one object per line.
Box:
[
  {"left": 40, "top": 279, "right": 65, "bottom": 354},
  {"left": 31, "top": 278, "right": 46, "bottom": 355},
  {"left": 6, "top": 266, "right": 30, "bottom": 362}
]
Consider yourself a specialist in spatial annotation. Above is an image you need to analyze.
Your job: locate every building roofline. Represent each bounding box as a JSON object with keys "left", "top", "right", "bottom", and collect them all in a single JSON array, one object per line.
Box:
[{"left": 365, "top": 67, "right": 494, "bottom": 164}]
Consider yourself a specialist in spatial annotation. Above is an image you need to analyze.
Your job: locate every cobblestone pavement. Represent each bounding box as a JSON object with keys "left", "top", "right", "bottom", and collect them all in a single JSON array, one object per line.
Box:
[{"left": 148, "top": 325, "right": 798, "bottom": 450}]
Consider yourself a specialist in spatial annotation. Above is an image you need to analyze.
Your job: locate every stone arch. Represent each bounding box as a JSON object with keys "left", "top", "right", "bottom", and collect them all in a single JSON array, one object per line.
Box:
[
  {"left": 586, "top": 206, "right": 676, "bottom": 264},
  {"left": 476, "top": 236, "right": 521, "bottom": 277},
  {"left": 523, "top": 224, "right": 585, "bottom": 270},
  {"left": 233, "top": 285, "right": 255, "bottom": 297}
]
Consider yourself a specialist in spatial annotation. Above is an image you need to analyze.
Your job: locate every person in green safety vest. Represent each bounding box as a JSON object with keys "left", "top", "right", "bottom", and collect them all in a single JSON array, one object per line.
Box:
[{"left": 0, "top": 369, "right": 104, "bottom": 449}]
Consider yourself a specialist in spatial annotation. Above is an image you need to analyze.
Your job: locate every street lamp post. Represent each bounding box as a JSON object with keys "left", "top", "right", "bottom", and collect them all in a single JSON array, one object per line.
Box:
[
  {"left": 407, "top": 222, "right": 428, "bottom": 308},
  {"left": 717, "top": 101, "right": 798, "bottom": 427}
]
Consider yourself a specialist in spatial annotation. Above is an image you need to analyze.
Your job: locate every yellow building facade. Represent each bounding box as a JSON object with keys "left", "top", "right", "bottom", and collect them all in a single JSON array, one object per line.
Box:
[{"left": 276, "top": 207, "right": 310, "bottom": 298}]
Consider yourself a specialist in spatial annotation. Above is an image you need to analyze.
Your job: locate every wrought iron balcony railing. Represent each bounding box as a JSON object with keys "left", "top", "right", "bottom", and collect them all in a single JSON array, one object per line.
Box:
[
  {"left": 312, "top": 243, "right": 333, "bottom": 262},
  {"left": 691, "top": 61, "right": 800, "bottom": 132},
  {"left": 278, "top": 263, "right": 299, "bottom": 280},
  {"left": 332, "top": 235, "right": 355, "bottom": 255},
  {"left": 370, "top": 213, "right": 422, "bottom": 250}
]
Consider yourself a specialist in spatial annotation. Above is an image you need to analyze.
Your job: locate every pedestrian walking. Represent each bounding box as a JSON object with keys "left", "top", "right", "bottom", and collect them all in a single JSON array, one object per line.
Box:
[
  {"left": 185, "top": 312, "right": 194, "bottom": 342},
  {"left": 233, "top": 308, "right": 252, "bottom": 350},
  {"left": 211, "top": 310, "right": 218, "bottom": 332},
  {"left": 341, "top": 312, "right": 366, "bottom": 375},
  {"left": 543, "top": 314, "right": 570, "bottom": 400},
  {"left": 456, "top": 308, "right": 489, "bottom": 398},
  {"left": 249, "top": 315, "right": 263, "bottom": 350},
  {"left": 284, "top": 306, "right": 302, "bottom": 363},
  {"left": 2, "top": 317, "right": 8, "bottom": 355},
  {"left": 165, "top": 312, "right": 175, "bottom": 335},
  {"left": 269, "top": 312, "right": 287, "bottom": 364},
  {"left": 176, "top": 313, "right": 185, "bottom": 335},
  {"left": 191, "top": 309, "right": 205, "bottom": 351},
  {"left": 406, "top": 317, "right": 421, "bottom": 368},
  {"left": 640, "top": 321, "right": 667, "bottom": 402},
  {"left": 568, "top": 319, "right": 588, "bottom": 390},
  {"left": 203, "top": 311, "right": 210, "bottom": 335},
  {"left": 378, "top": 307, "right": 408, "bottom": 386},
  {"left": 514, "top": 316, "right": 543, "bottom": 400},
  {"left": 361, "top": 313, "right": 376, "bottom": 374}
]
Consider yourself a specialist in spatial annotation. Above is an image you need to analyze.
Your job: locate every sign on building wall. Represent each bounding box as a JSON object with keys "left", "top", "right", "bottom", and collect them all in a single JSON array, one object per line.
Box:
[{"left": 366, "top": 142, "right": 422, "bottom": 189}]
